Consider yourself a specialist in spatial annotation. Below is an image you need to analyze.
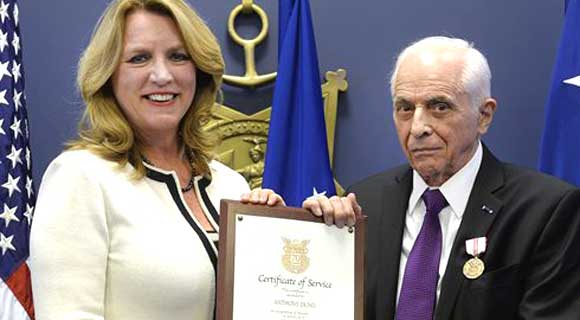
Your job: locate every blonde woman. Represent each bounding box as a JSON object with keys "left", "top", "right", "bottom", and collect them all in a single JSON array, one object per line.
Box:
[{"left": 29, "top": 1, "right": 283, "bottom": 319}]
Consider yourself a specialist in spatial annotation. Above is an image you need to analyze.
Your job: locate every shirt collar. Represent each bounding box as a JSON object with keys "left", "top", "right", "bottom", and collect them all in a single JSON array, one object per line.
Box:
[{"left": 409, "top": 141, "right": 483, "bottom": 219}]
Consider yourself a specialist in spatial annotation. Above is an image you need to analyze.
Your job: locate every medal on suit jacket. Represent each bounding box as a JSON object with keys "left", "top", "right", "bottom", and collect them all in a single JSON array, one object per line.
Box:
[{"left": 463, "top": 237, "right": 486, "bottom": 279}]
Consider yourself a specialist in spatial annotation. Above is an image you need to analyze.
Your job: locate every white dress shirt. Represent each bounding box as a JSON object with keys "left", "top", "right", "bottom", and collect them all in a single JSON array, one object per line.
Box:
[{"left": 396, "top": 141, "right": 483, "bottom": 305}]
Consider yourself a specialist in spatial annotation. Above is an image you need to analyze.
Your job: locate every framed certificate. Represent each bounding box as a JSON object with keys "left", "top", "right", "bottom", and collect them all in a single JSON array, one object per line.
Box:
[{"left": 216, "top": 200, "right": 366, "bottom": 320}]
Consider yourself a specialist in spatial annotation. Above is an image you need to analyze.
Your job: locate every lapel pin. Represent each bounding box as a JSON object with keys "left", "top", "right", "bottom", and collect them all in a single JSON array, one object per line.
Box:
[
  {"left": 481, "top": 205, "right": 494, "bottom": 214},
  {"left": 463, "top": 237, "right": 487, "bottom": 279}
]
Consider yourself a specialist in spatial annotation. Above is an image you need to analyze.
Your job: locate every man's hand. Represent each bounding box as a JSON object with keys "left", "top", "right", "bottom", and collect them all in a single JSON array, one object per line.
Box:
[
  {"left": 302, "top": 193, "right": 362, "bottom": 228},
  {"left": 240, "top": 188, "right": 286, "bottom": 206}
]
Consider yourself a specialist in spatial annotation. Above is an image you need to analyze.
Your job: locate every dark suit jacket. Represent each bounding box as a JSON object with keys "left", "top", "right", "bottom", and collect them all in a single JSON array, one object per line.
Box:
[{"left": 351, "top": 146, "right": 580, "bottom": 320}]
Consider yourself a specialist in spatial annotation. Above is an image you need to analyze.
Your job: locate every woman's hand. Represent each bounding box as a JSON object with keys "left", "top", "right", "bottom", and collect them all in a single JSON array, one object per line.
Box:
[{"left": 240, "top": 188, "right": 286, "bottom": 206}]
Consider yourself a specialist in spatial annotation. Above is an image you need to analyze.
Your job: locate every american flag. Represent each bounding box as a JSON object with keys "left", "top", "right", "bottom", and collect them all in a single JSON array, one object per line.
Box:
[{"left": 0, "top": 0, "right": 35, "bottom": 319}]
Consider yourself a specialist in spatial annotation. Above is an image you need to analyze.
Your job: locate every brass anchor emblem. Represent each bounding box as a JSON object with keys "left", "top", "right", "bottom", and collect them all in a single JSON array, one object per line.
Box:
[
  {"left": 224, "top": 0, "right": 277, "bottom": 87},
  {"left": 209, "top": 0, "right": 348, "bottom": 194}
]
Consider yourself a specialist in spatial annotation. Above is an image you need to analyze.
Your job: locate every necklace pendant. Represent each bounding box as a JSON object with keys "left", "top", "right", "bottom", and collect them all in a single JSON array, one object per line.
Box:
[
  {"left": 141, "top": 154, "right": 196, "bottom": 193},
  {"left": 181, "top": 175, "right": 195, "bottom": 193}
]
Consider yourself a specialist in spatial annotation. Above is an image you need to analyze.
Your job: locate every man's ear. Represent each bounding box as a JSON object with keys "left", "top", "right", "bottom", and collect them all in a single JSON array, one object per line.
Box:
[{"left": 478, "top": 98, "right": 497, "bottom": 135}]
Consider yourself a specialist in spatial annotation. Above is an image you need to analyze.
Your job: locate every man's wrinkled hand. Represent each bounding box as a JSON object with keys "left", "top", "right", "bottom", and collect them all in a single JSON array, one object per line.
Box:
[{"left": 302, "top": 193, "right": 362, "bottom": 228}]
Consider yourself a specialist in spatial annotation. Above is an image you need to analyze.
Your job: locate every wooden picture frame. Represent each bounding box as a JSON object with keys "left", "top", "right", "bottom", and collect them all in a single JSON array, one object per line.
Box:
[{"left": 216, "top": 200, "right": 366, "bottom": 320}]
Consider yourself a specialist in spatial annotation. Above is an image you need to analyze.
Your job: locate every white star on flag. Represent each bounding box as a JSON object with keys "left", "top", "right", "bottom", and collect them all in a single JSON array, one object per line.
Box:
[
  {"left": 2, "top": 173, "right": 21, "bottom": 197},
  {"left": 0, "top": 118, "right": 5, "bottom": 135},
  {"left": 6, "top": 145, "right": 22, "bottom": 168},
  {"left": 0, "top": 1, "right": 9, "bottom": 24},
  {"left": 0, "top": 203, "right": 19, "bottom": 227},
  {"left": 10, "top": 116, "right": 21, "bottom": 139},
  {"left": 0, "top": 60, "right": 11, "bottom": 81},
  {"left": 13, "top": 3, "right": 18, "bottom": 27},
  {"left": 563, "top": 75, "right": 580, "bottom": 87},
  {"left": 13, "top": 89, "right": 21, "bottom": 111},
  {"left": 11, "top": 32, "right": 19, "bottom": 56},
  {"left": 306, "top": 187, "right": 327, "bottom": 200},
  {"left": 24, "top": 204, "right": 33, "bottom": 225},
  {"left": 0, "top": 89, "right": 8, "bottom": 106},
  {"left": 25, "top": 175, "right": 32, "bottom": 197},
  {"left": 0, "top": 232, "right": 16, "bottom": 255},
  {"left": 12, "top": 61, "right": 20, "bottom": 83},
  {"left": 25, "top": 146, "right": 30, "bottom": 168}
]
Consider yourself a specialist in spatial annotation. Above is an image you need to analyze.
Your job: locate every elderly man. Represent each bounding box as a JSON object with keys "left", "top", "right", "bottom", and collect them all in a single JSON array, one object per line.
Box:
[{"left": 304, "top": 36, "right": 580, "bottom": 319}]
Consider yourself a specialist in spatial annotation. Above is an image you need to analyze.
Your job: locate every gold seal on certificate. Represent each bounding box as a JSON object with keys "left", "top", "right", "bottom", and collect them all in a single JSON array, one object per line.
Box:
[
  {"left": 216, "top": 200, "right": 366, "bottom": 320},
  {"left": 463, "top": 257, "right": 485, "bottom": 279},
  {"left": 282, "top": 238, "right": 310, "bottom": 274}
]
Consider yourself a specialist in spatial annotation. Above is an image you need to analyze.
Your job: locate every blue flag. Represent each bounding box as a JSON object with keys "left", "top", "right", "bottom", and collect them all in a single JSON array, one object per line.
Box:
[
  {"left": 263, "top": 0, "right": 336, "bottom": 206},
  {"left": 539, "top": 0, "right": 580, "bottom": 186}
]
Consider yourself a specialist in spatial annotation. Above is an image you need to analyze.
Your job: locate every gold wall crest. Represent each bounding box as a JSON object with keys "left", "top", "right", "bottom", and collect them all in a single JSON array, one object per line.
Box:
[
  {"left": 203, "top": 107, "right": 270, "bottom": 190},
  {"left": 281, "top": 237, "right": 310, "bottom": 274},
  {"left": 203, "top": 0, "right": 347, "bottom": 194}
]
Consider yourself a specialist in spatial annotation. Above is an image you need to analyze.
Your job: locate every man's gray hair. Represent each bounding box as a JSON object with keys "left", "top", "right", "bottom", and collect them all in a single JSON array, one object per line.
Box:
[{"left": 389, "top": 36, "right": 492, "bottom": 108}]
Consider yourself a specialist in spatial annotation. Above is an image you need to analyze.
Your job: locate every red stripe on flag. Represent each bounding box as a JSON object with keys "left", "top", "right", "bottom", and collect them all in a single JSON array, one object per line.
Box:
[{"left": 5, "top": 262, "right": 35, "bottom": 320}]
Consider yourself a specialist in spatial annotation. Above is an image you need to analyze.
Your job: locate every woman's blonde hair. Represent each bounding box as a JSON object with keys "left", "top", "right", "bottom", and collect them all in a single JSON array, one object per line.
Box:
[{"left": 70, "top": 0, "right": 225, "bottom": 178}]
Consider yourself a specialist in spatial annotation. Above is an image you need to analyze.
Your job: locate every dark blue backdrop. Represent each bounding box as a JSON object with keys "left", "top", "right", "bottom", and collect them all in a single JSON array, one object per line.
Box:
[{"left": 20, "top": 0, "right": 563, "bottom": 188}]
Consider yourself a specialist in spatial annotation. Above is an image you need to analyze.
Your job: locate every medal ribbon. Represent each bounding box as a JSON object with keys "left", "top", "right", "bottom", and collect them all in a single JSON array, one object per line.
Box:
[{"left": 466, "top": 237, "right": 487, "bottom": 257}]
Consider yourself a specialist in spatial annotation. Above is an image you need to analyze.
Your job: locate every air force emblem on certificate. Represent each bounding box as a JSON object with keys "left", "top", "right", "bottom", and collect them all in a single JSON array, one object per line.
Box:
[{"left": 282, "top": 238, "right": 310, "bottom": 274}]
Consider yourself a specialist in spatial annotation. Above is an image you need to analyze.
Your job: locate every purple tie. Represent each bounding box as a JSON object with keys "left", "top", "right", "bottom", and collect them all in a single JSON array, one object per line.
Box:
[{"left": 396, "top": 189, "right": 448, "bottom": 320}]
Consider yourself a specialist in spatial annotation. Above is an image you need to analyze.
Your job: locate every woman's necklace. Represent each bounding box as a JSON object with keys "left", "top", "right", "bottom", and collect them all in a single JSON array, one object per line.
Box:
[{"left": 141, "top": 155, "right": 195, "bottom": 193}]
